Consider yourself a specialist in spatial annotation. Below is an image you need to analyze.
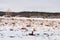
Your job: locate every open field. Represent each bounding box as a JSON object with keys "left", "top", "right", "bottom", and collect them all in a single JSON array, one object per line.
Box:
[{"left": 0, "top": 17, "right": 60, "bottom": 40}]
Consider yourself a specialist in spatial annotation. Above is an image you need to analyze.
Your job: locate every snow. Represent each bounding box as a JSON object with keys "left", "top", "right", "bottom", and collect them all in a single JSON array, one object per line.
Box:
[{"left": 0, "top": 17, "right": 60, "bottom": 40}]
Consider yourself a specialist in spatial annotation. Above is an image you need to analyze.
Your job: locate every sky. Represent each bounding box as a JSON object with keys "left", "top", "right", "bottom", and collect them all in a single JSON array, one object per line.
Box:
[{"left": 0, "top": 0, "right": 60, "bottom": 12}]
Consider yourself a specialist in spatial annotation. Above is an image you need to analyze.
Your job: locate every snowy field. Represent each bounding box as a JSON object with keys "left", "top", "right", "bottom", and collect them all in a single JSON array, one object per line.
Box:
[{"left": 0, "top": 17, "right": 60, "bottom": 40}]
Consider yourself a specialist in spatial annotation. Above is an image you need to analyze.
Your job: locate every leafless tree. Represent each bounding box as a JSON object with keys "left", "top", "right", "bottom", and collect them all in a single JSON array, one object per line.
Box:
[{"left": 5, "top": 9, "right": 12, "bottom": 16}]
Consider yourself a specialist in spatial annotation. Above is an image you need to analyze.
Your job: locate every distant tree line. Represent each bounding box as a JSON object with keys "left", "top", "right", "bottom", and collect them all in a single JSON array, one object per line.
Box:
[{"left": 0, "top": 11, "right": 60, "bottom": 18}]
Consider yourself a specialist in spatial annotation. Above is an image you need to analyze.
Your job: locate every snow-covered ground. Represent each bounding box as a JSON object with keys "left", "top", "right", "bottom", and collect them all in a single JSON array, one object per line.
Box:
[{"left": 0, "top": 17, "right": 60, "bottom": 40}]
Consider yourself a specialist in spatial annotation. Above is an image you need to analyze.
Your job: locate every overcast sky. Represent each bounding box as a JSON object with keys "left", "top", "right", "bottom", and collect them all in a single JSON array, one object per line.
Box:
[{"left": 0, "top": 0, "right": 60, "bottom": 12}]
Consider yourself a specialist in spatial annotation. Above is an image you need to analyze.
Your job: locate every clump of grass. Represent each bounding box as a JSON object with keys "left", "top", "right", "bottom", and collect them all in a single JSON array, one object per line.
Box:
[
  {"left": 26, "top": 25, "right": 31, "bottom": 27},
  {"left": 10, "top": 29, "right": 14, "bottom": 31},
  {"left": 9, "top": 36, "right": 15, "bottom": 38},
  {"left": 21, "top": 27, "right": 28, "bottom": 31}
]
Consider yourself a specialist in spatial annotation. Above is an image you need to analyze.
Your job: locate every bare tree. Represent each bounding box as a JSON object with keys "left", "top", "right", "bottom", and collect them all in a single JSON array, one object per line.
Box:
[{"left": 5, "top": 9, "right": 12, "bottom": 16}]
